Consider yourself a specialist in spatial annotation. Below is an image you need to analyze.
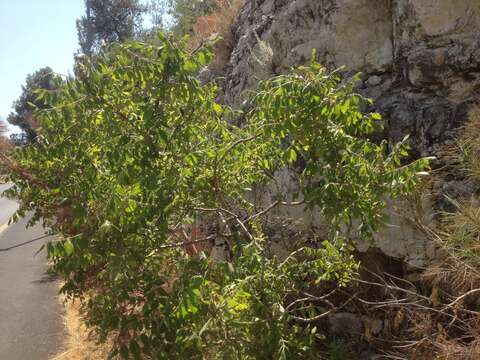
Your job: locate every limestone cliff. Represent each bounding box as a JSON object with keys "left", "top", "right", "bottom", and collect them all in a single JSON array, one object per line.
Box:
[{"left": 216, "top": 0, "right": 480, "bottom": 266}]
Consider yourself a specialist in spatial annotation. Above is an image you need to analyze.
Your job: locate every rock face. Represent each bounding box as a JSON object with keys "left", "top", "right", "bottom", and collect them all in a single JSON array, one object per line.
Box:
[
  {"left": 223, "top": 0, "right": 480, "bottom": 154},
  {"left": 219, "top": 0, "right": 480, "bottom": 266}
]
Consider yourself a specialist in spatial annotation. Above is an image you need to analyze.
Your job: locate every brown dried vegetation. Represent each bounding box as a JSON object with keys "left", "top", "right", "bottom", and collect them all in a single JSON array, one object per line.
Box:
[
  {"left": 52, "top": 299, "right": 111, "bottom": 360},
  {"left": 387, "top": 106, "right": 480, "bottom": 359},
  {"left": 190, "top": 0, "right": 246, "bottom": 73}
]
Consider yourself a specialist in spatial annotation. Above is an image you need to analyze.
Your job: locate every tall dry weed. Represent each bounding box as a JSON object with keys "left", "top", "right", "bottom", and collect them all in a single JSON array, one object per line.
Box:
[
  {"left": 415, "top": 105, "right": 480, "bottom": 358},
  {"left": 457, "top": 106, "right": 480, "bottom": 180}
]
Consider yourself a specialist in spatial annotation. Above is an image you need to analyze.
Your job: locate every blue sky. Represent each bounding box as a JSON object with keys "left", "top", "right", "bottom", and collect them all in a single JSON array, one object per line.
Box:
[{"left": 0, "top": 1, "right": 85, "bottom": 130}]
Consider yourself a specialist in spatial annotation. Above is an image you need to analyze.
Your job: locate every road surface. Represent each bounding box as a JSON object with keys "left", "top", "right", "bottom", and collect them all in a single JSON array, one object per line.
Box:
[
  {"left": 0, "top": 184, "right": 65, "bottom": 360},
  {"left": 0, "top": 184, "right": 18, "bottom": 229}
]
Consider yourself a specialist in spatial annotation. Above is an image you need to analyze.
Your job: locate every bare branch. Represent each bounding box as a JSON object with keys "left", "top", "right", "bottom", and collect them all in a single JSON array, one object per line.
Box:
[
  {"left": 290, "top": 292, "right": 357, "bottom": 324},
  {"left": 443, "top": 288, "right": 480, "bottom": 309},
  {"left": 158, "top": 235, "right": 216, "bottom": 250}
]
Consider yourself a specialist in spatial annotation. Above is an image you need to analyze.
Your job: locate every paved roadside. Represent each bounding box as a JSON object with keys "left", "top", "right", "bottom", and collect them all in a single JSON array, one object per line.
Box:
[
  {"left": 0, "top": 184, "right": 18, "bottom": 229},
  {"left": 0, "top": 185, "right": 66, "bottom": 360}
]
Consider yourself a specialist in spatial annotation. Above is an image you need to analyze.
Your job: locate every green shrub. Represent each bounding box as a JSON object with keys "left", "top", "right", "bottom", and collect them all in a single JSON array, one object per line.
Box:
[{"left": 5, "top": 35, "right": 428, "bottom": 358}]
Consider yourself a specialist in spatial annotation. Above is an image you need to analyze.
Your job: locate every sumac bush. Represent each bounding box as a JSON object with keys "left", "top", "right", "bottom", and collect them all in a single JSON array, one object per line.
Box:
[{"left": 5, "top": 35, "right": 429, "bottom": 358}]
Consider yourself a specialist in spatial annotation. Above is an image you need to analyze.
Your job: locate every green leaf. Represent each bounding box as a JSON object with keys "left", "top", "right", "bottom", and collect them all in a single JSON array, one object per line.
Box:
[
  {"left": 63, "top": 240, "right": 74, "bottom": 256},
  {"left": 288, "top": 148, "right": 297, "bottom": 162},
  {"left": 212, "top": 102, "right": 223, "bottom": 114},
  {"left": 129, "top": 340, "right": 141, "bottom": 359},
  {"left": 197, "top": 51, "right": 207, "bottom": 66},
  {"left": 119, "top": 345, "right": 129, "bottom": 359}
]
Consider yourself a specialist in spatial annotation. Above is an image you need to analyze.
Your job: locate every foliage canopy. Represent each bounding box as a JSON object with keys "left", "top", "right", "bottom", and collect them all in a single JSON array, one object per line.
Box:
[{"left": 5, "top": 35, "right": 429, "bottom": 358}]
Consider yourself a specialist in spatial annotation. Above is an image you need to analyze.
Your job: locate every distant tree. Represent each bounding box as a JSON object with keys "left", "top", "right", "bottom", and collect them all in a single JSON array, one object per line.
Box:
[
  {"left": 7, "top": 67, "right": 60, "bottom": 143},
  {"left": 146, "top": 0, "right": 171, "bottom": 30},
  {"left": 168, "top": 0, "right": 217, "bottom": 36},
  {"left": 77, "top": 0, "right": 146, "bottom": 55},
  {"left": 134, "top": 1, "right": 172, "bottom": 43}
]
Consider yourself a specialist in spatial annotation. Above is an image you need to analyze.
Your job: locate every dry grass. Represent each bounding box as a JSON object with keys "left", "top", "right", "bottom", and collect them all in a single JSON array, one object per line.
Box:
[
  {"left": 409, "top": 104, "right": 480, "bottom": 359},
  {"left": 431, "top": 106, "right": 480, "bottom": 270},
  {"left": 457, "top": 106, "right": 480, "bottom": 180},
  {"left": 340, "top": 104, "right": 480, "bottom": 359},
  {"left": 192, "top": 0, "right": 245, "bottom": 44},
  {"left": 190, "top": 0, "right": 246, "bottom": 73},
  {"left": 51, "top": 298, "right": 111, "bottom": 360}
]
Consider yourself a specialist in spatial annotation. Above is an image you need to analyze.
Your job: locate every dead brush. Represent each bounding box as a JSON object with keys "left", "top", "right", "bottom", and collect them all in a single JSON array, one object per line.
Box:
[
  {"left": 349, "top": 268, "right": 480, "bottom": 359},
  {"left": 410, "top": 339, "right": 480, "bottom": 360},
  {"left": 0, "top": 119, "right": 47, "bottom": 187},
  {"left": 190, "top": 0, "right": 246, "bottom": 73},
  {"left": 457, "top": 106, "right": 480, "bottom": 181},
  {"left": 401, "top": 105, "right": 480, "bottom": 359},
  {"left": 426, "top": 105, "right": 480, "bottom": 279},
  {"left": 440, "top": 198, "right": 480, "bottom": 267},
  {"left": 423, "top": 260, "right": 480, "bottom": 296}
]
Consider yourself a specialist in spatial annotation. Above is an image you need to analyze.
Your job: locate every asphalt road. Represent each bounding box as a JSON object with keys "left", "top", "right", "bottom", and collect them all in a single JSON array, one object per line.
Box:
[
  {"left": 0, "top": 184, "right": 65, "bottom": 360},
  {"left": 0, "top": 184, "right": 18, "bottom": 228}
]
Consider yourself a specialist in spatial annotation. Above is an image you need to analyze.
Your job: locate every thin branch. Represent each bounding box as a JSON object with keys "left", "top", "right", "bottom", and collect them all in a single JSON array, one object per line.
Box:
[
  {"left": 354, "top": 278, "right": 430, "bottom": 302},
  {"left": 355, "top": 297, "right": 412, "bottom": 307},
  {"left": 285, "top": 289, "right": 337, "bottom": 312},
  {"left": 0, "top": 152, "right": 48, "bottom": 189},
  {"left": 247, "top": 199, "right": 305, "bottom": 221},
  {"left": 194, "top": 206, "right": 254, "bottom": 241},
  {"left": 290, "top": 292, "right": 357, "bottom": 324},
  {"left": 279, "top": 247, "right": 307, "bottom": 268},
  {"left": 158, "top": 235, "right": 215, "bottom": 250},
  {"left": 218, "top": 135, "right": 258, "bottom": 164},
  {"left": 443, "top": 288, "right": 480, "bottom": 309}
]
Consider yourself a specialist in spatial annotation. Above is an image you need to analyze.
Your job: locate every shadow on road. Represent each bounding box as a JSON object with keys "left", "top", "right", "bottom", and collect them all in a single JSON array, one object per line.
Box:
[
  {"left": 0, "top": 234, "right": 50, "bottom": 252},
  {"left": 32, "top": 271, "right": 58, "bottom": 284}
]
